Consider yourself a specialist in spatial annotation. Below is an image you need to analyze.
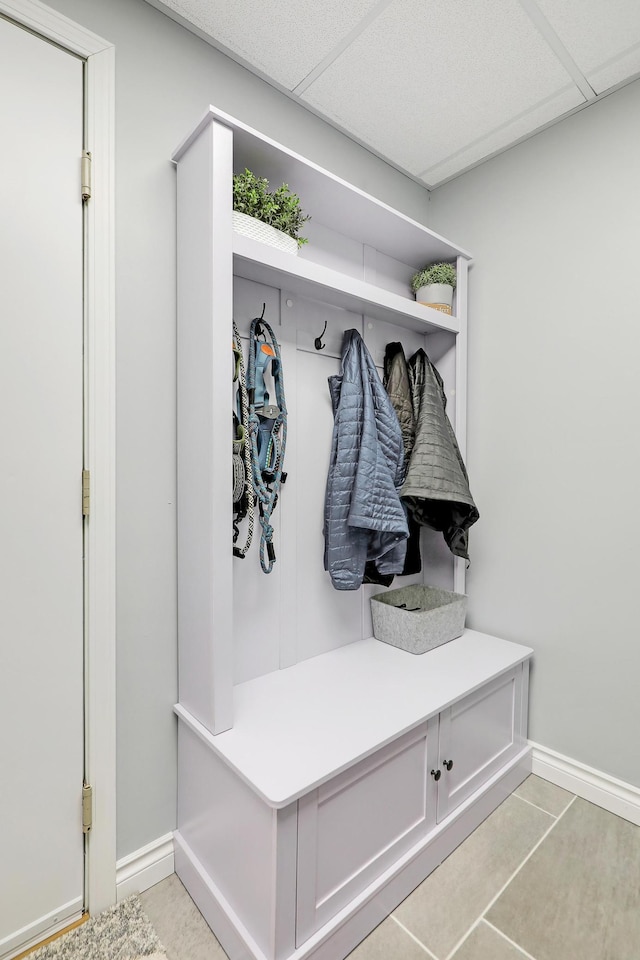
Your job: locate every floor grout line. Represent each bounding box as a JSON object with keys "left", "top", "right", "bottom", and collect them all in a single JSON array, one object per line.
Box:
[
  {"left": 555, "top": 795, "right": 577, "bottom": 817},
  {"left": 442, "top": 795, "right": 578, "bottom": 960},
  {"left": 482, "top": 918, "right": 539, "bottom": 959},
  {"left": 511, "top": 792, "right": 560, "bottom": 819},
  {"left": 481, "top": 794, "right": 578, "bottom": 918},
  {"left": 443, "top": 917, "right": 483, "bottom": 960},
  {"left": 390, "top": 915, "right": 440, "bottom": 959}
]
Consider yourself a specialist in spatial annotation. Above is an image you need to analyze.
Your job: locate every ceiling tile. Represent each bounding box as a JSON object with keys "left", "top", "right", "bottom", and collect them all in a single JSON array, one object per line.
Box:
[
  {"left": 157, "top": 0, "right": 386, "bottom": 90},
  {"left": 534, "top": 0, "right": 640, "bottom": 94},
  {"left": 420, "top": 85, "right": 585, "bottom": 185},
  {"left": 300, "top": 0, "right": 581, "bottom": 176}
]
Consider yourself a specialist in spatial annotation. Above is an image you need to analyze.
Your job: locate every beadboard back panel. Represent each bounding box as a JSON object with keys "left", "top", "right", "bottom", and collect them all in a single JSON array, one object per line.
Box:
[{"left": 231, "top": 272, "right": 457, "bottom": 684}]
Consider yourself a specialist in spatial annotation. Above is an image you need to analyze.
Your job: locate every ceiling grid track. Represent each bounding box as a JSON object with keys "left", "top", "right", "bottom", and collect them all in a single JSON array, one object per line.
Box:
[
  {"left": 516, "top": 0, "right": 597, "bottom": 100},
  {"left": 145, "top": 0, "right": 640, "bottom": 187},
  {"left": 292, "top": 0, "right": 395, "bottom": 95},
  {"left": 417, "top": 83, "right": 580, "bottom": 182}
]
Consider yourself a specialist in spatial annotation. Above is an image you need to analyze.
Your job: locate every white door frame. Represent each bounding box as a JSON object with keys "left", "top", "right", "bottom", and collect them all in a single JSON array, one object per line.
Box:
[{"left": 0, "top": 0, "right": 116, "bottom": 914}]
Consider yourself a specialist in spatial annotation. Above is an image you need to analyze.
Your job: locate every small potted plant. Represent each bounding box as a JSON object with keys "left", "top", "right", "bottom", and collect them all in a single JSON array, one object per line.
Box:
[
  {"left": 232, "top": 168, "right": 310, "bottom": 255},
  {"left": 411, "top": 262, "right": 457, "bottom": 315}
]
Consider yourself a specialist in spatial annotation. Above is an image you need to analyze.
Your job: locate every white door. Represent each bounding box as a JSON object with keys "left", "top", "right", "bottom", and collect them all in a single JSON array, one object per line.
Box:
[{"left": 0, "top": 15, "right": 85, "bottom": 957}]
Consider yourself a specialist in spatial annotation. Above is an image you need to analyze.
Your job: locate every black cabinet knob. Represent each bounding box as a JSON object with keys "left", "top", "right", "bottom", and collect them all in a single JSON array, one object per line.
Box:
[
  {"left": 442, "top": 759, "right": 454, "bottom": 771},
  {"left": 430, "top": 768, "right": 442, "bottom": 781}
]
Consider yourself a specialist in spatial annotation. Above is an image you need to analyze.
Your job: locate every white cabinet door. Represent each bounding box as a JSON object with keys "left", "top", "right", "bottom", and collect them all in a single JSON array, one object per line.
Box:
[
  {"left": 436, "top": 668, "right": 524, "bottom": 822},
  {"left": 0, "top": 15, "right": 84, "bottom": 957},
  {"left": 296, "top": 724, "right": 429, "bottom": 944}
]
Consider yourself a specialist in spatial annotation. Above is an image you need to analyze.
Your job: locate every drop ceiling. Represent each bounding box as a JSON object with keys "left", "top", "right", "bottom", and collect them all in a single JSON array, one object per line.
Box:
[{"left": 148, "top": 0, "right": 640, "bottom": 187}]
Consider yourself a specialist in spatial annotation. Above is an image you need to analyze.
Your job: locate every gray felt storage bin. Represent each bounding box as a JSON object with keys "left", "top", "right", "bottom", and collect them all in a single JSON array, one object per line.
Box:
[{"left": 370, "top": 585, "right": 467, "bottom": 655}]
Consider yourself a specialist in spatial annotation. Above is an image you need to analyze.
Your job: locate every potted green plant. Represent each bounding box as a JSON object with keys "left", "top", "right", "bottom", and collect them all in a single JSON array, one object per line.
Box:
[
  {"left": 232, "top": 168, "right": 310, "bottom": 255},
  {"left": 411, "top": 262, "right": 457, "bottom": 315}
]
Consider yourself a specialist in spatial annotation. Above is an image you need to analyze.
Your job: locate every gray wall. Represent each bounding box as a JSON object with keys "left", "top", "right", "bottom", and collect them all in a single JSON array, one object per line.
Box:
[
  {"left": 44, "top": 0, "right": 431, "bottom": 858},
  {"left": 429, "top": 79, "right": 640, "bottom": 788}
]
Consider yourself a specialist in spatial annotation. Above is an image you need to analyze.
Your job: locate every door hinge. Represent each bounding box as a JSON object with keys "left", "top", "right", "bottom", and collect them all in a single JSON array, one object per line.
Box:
[
  {"left": 82, "top": 470, "right": 90, "bottom": 517},
  {"left": 82, "top": 783, "right": 93, "bottom": 834},
  {"left": 81, "top": 150, "right": 92, "bottom": 202}
]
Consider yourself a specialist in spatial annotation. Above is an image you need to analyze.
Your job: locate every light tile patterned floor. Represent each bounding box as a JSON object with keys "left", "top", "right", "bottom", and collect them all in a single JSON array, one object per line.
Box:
[{"left": 140, "top": 776, "right": 639, "bottom": 960}]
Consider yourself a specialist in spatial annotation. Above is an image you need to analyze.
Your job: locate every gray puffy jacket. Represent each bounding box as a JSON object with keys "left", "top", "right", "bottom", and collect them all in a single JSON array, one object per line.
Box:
[
  {"left": 324, "top": 329, "right": 408, "bottom": 590},
  {"left": 401, "top": 349, "right": 479, "bottom": 560},
  {"left": 384, "top": 341, "right": 415, "bottom": 469}
]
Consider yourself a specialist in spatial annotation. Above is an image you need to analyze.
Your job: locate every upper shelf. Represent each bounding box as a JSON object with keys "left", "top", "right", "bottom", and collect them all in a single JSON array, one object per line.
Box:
[
  {"left": 173, "top": 106, "right": 472, "bottom": 271},
  {"left": 233, "top": 233, "right": 460, "bottom": 335},
  {"left": 175, "top": 631, "right": 532, "bottom": 809}
]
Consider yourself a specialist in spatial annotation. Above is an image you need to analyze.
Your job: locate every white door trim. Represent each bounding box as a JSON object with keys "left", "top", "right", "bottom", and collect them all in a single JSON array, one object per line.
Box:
[{"left": 0, "top": 0, "right": 117, "bottom": 915}]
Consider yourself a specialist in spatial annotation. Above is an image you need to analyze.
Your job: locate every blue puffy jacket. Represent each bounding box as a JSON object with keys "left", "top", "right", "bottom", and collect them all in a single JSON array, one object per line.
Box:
[{"left": 323, "top": 329, "right": 408, "bottom": 590}]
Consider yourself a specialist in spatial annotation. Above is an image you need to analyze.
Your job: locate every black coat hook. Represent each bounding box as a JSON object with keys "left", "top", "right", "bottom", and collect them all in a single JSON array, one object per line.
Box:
[
  {"left": 314, "top": 320, "right": 328, "bottom": 351},
  {"left": 254, "top": 302, "right": 267, "bottom": 338}
]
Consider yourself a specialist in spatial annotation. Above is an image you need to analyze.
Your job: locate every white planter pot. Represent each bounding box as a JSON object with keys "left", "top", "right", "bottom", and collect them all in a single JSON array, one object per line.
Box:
[
  {"left": 415, "top": 283, "right": 454, "bottom": 315},
  {"left": 232, "top": 210, "right": 298, "bottom": 256}
]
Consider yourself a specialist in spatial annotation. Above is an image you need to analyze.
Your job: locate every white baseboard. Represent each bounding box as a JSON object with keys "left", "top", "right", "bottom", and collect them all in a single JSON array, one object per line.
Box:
[
  {"left": 530, "top": 740, "right": 640, "bottom": 826},
  {"left": 116, "top": 833, "right": 175, "bottom": 901}
]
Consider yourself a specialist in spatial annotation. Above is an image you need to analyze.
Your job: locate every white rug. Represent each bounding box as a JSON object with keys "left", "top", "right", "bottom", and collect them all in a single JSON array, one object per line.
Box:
[{"left": 30, "top": 897, "right": 166, "bottom": 960}]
